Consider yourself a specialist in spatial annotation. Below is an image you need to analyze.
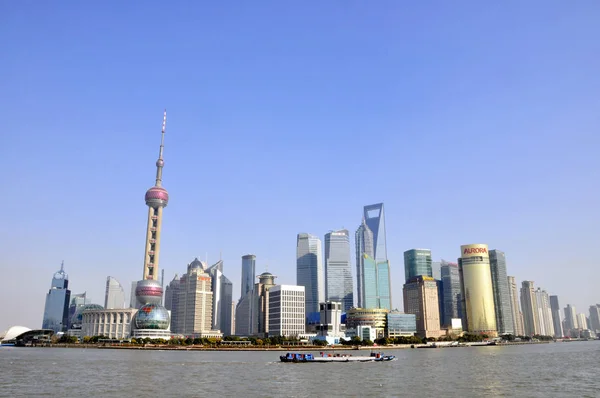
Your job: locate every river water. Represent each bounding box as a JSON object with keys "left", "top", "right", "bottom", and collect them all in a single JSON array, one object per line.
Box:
[{"left": 1, "top": 341, "right": 598, "bottom": 397}]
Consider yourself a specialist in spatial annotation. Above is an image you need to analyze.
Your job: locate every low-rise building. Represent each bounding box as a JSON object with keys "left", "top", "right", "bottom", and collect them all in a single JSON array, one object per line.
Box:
[
  {"left": 81, "top": 308, "right": 137, "bottom": 339},
  {"left": 386, "top": 312, "right": 416, "bottom": 338},
  {"left": 345, "top": 308, "right": 388, "bottom": 340}
]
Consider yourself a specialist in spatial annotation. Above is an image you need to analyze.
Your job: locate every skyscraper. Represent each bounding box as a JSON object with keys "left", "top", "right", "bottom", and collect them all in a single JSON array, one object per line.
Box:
[
  {"left": 489, "top": 250, "right": 514, "bottom": 335},
  {"left": 564, "top": 304, "right": 578, "bottom": 332},
  {"left": 241, "top": 255, "right": 256, "bottom": 298},
  {"left": 363, "top": 203, "right": 387, "bottom": 262},
  {"left": 589, "top": 305, "right": 600, "bottom": 332},
  {"left": 403, "top": 275, "right": 441, "bottom": 338},
  {"left": 549, "top": 295, "right": 563, "bottom": 338},
  {"left": 507, "top": 276, "right": 524, "bottom": 336},
  {"left": 355, "top": 218, "right": 374, "bottom": 308},
  {"left": 164, "top": 274, "right": 180, "bottom": 333},
  {"left": 404, "top": 249, "right": 433, "bottom": 282},
  {"left": 361, "top": 254, "right": 392, "bottom": 310},
  {"left": 535, "top": 288, "right": 554, "bottom": 337},
  {"left": 104, "top": 276, "right": 126, "bottom": 309},
  {"left": 577, "top": 313, "right": 588, "bottom": 330},
  {"left": 176, "top": 262, "right": 215, "bottom": 336},
  {"left": 252, "top": 272, "right": 277, "bottom": 337},
  {"left": 42, "top": 261, "right": 71, "bottom": 333},
  {"left": 131, "top": 112, "right": 171, "bottom": 339},
  {"left": 441, "top": 261, "right": 460, "bottom": 326},
  {"left": 458, "top": 244, "right": 497, "bottom": 336},
  {"left": 296, "top": 233, "right": 325, "bottom": 316},
  {"left": 324, "top": 230, "right": 354, "bottom": 312},
  {"left": 206, "top": 260, "right": 233, "bottom": 334},
  {"left": 520, "top": 281, "right": 539, "bottom": 336}
]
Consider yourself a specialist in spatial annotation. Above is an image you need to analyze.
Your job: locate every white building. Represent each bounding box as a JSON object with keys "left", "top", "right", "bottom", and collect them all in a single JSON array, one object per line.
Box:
[
  {"left": 105, "top": 276, "right": 126, "bottom": 309},
  {"left": 577, "top": 313, "right": 588, "bottom": 330},
  {"left": 268, "top": 285, "right": 305, "bottom": 337},
  {"left": 314, "top": 301, "right": 346, "bottom": 345},
  {"left": 81, "top": 308, "right": 137, "bottom": 339}
]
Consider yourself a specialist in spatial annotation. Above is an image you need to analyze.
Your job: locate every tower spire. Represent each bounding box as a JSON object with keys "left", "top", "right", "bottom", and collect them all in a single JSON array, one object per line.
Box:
[
  {"left": 155, "top": 110, "right": 167, "bottom": 187},
  {"left": 60, "top": 260, "right": 64, "bottom": 272}
]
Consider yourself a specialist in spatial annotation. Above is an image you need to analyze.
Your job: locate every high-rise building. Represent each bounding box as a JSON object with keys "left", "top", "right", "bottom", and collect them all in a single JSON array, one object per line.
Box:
[
  {"left": 234, "top": 295, "right": 252, "bottom": 336},
  {"left": 176, "top": 261, "right": 221, "bottom": 337},
  {"left": 361, "top": 254, "right": 392, "bottom": 311},
  {"left": 431, "top": 261, "right": 442, "bottom": 280},
  {"left": 324, "top": 230, "right": 354, "bottom": 312},
  {"left": 441, "top": 261, "right": 460, "bottom": 327},
  {"left": 42, "top": 262, "right": 72, "bottom": 333},
  {"left": 104, "top": 276, "right": 126, "bottom": 309},
  {"left": 589, "top": 305, "right": 600, "bottom": 332},
  {"left": 489, "top": 250, "right": 514, "bottom": 335},
  {"left": 206, "top": 260, "right": 233, "bottom": 335},
  {"left": 549, "top": 295, "right": 563, "bottom": 338},
  {"left": 131, "top": 112, "right": 172, "bottom": 339},
  {"left": 252, "top": 272, "right": 277, "bottom": 337},
  {"left": 507, "top": 276, "right": 524, "bottom": 336},
  {"left": 404, "top": 249, "right": 433, "bottom": 282},
  {"left": 564, "top": 304, "right": 578, "bottom": 332},
  {"left": 296, "top": 233, "right": 325, "bottom": 316},
  {"left": 458, "top": 244, "right": 497, "bottom": 336},
  {"left": 535, "top": 288, "right": 554, "bottom": 337},
  {"left": 164, "top": 274, "right": 180, "bottom": 333},
  {"left": 403, "top": 275, "right": 441, "bottom": 338},
  {"left": 520, "top": 281, "right": 539, "bottom": 336},
  {"left": 268, "top": 285, "right": 306, "bottom": 337},
  {"left": 363, "top": 203, "right": 387, "bottom": 263},
  {"left": 577, "top": 313, "right": 588, "bottom": 330},
  {"left": 355, "top": 218, "right": 374, "bottom": 309},
  {"left": 241, "top": 255, "right": 256, "bottom": 298}
]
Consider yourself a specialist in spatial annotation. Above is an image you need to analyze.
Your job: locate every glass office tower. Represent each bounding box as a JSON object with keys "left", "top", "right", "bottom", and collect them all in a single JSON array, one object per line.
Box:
[
  {"left": 42, "top": 262, "right": 71, "bottom": 333},
  {"left": 404, "top": 249, "right": 433, "bottom": 282},
  {"left": 297, "top": 233, "right": 325, "bottom": 316},
  {"left": 489, "top": 250, "right": 514, "bottom": 335},
  {"left": 324, "top": 230, "right": 354, "bottom": 312}
]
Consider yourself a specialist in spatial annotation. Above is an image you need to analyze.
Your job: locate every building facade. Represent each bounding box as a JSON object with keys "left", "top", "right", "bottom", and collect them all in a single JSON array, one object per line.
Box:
[
  {"left": 589, "top": 305, "right": 600, "bottom": 332},
  {"left": 577, "top": 313, "right": 588, "bottom": 330},
  {"left": 296, "top": 233, "right": 325, "bottom": 317},
  {"left": 104, "top": 276, "right": 126, "bottom": 309},
  {"left": 549, "top": 295, "right": 563, "bottom": 338},
  {"left": 386, "top": 312, "right": 417, "bottom": 338},
  {"left": 404, "top": 249, "right": 433, "bottom": 282},
  {"left": 441, "top": 261, "right": 461, "bottom": 327},
  {"left": 564, "top": 304, "right": 578, "bottom": 333},
  {"left": 489, "top": 250, "right": 514, "bottom": 335},
  {"left": 507, "top": 276, "right": 524, "bottom": 336},
  {"left": 324, "top": 230, "right": 354, "bottom": 312},
  {"left": 535, "top": 288, "right": 554, "bottom": 337},
  {"left": 251, "top": 272, "right": 277, "bottom": 337},
  {"left": 361, "top": 254, "right": 392, "bottom": 311},
  {"left": 206, "top": 260, "right": 233, "bottom": 335},
  {"left": 403, "top": 275, "right": 442, "bottom": 338},
  {"left": 268, "top": 285, "right": 305, "bottom": 337},
  {"left": 176, "top": 264, "right": 216, "bottom": 336},
  {"left": 81, "top": 308, "right": 137, "bottom": 339},
  {"left": 241, "top": 255, "right": 256, "bottom": 298},
  {"left": 363, "top": 203, "right": 387, "bottom": 263},
  {"left": 314, "top": 301, "right": 346, "bottom": 344},
  {"left": 345, "top": 308, "right": 389, "bottom": 340},
  {"left": 42, "top": 262, "right": 72, "bottom": 333},
  {"left": 520, "top": 281, "right": 539, "bottom": 336},
  {"left": 458, "top": 244, "right": 497, "bottom": 336},
  {"left": 355, "top": 218, "right": 374, "bottom": 308}
]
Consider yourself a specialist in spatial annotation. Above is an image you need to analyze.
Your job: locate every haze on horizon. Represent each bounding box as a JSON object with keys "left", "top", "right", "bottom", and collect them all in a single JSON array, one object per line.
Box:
[{"left": 1, "top": 2, "right": 599, "bottom": 333}]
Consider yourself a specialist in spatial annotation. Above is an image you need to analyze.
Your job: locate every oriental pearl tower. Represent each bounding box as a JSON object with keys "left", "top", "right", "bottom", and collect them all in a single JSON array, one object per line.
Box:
[{"left": 132, "top": 111, "right": 171, "bottom": 337}]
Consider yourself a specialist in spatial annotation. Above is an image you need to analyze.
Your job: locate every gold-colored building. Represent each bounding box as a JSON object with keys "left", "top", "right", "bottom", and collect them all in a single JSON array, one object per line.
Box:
[
  {"left": 458, "top": 244, "right": 498, "bottom": 337},
  {"left": 403, "top": 275, "right": 442, "bottom": 338},
  {"left": 346, "top": 308, "right": 389, "bottom": 339}
]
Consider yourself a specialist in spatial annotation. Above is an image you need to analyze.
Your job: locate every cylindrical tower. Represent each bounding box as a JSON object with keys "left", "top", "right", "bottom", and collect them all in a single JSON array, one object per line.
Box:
[{"left": 458, "top": 244, "right": 498, "bottom": 337}]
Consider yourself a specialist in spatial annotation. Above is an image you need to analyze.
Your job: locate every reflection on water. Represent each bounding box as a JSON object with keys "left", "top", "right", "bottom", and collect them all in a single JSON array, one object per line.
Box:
[{"left": 1, "top": 342, "right": 599, "bottom": 397}]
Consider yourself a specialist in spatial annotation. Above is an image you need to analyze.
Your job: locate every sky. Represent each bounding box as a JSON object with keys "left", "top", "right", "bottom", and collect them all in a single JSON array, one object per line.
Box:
[{"left": 1, "top": 2, "right": 599, "bottom": 333}]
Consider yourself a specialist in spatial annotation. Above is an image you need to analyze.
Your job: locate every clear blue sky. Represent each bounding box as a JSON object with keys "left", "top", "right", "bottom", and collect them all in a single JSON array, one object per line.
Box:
[{"left": 2, "top": 2, "right": 599, "bottom": 332}]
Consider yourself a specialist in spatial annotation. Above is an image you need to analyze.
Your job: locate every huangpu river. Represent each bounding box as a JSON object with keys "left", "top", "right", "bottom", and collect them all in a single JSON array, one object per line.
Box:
[{"left": 1, "top": 341, "right": 599, "bottom": 397}]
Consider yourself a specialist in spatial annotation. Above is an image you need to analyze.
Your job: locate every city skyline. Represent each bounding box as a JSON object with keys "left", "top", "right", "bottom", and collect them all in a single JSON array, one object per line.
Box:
[{"left": 3, "top": 2, "right": 600, "bottom": 332}]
